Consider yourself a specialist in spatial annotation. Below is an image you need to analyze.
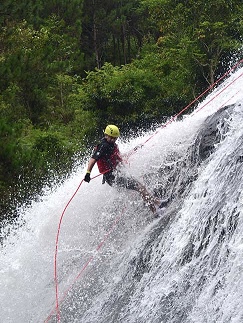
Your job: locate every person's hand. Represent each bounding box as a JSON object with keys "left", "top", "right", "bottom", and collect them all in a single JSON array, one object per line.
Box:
[{"left": 84, "top": 171, "right": 91, "bottom": 183}]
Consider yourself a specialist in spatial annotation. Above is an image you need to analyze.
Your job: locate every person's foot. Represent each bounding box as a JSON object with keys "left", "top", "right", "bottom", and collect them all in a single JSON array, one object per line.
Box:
[
  {"left": 152, "top": 196, "right": 172, "bottom": 216},
  {"left": 143, "top": 193, "right": 171, "bottom": 214},
  {"left": 148, "top": 201, "right": 157, "bottom": 213},
  {"left": 144, "top": 195, "right": 160, "bottom": 213},
  {"left": 158, "top": 197, "right": 171, "bottom": 209}
]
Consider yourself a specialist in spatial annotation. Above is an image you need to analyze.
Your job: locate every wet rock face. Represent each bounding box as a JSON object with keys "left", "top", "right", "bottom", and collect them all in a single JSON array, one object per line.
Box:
[
  {"left": 197, "top": 105, "right": 235, "bottom": 161},
  {"left": 153, "top": 105, "right": 235, "bottom": 201}
]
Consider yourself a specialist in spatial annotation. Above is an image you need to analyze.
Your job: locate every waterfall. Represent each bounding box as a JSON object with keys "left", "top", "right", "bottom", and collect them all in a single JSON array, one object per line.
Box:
[{"left": 0, "top": 66, "right": 243, "bottom": 323}]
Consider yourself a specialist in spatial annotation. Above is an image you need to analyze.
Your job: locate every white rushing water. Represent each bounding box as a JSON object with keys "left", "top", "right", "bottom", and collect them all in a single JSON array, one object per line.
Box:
[{"left": 0, "top": 65, "right": 243, "bottom": 323}]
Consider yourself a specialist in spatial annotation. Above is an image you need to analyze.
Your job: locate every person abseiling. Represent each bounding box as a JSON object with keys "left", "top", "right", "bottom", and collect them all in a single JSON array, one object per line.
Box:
[{"left": 84, "top": 124, "right": 160, "bottom": 213}]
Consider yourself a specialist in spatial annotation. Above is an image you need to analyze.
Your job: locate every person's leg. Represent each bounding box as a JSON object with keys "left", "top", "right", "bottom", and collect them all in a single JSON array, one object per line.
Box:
[
  {"left": 115, "top": 174, "right": 159, "bottom": 213},
  {"left": 104, "top": 171, "right": 170, "bottom": 213},
  {"left": 103, "top": 172, "right": 115, "bottom": 186},
  {"left": 136, "top": 182, "right": 160, "bottom": 212}
]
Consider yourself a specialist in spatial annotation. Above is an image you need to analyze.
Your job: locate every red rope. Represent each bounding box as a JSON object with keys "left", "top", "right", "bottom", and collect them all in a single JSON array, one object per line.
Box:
[
  {"left": 46, "top": 57, "right": 243, "bottom": 322},
  {"left": 193, "top": 71, "right": 243, "bottom": 115},
  {"left": 216, "top": 89, "right": 241, "bottom": 112},
  {"left": 53, "top": 179, "right": 85, "bottom": 322},
  {"left": 125, "top": 58, "right": 243, "bottom": 160},
  {"left": 45, "top": 195, "right": 126, "bottom": 322},
  {"left": 46, "top": 170, "right": 118, "bottom": 322}
]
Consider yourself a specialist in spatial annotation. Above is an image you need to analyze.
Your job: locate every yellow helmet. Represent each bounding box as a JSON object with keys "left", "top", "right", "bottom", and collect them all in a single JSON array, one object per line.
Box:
[{"left": 104, "top": 125, "right": 120, "bottom": 138}]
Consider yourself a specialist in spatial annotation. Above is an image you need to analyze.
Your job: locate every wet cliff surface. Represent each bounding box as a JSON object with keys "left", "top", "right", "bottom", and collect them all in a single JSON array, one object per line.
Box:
[
  {"left": 51, "top": 103, "right": 243, "bottom": 323},
  {"left": 1, "top": 84, "right": 243, "bottom": 323}
]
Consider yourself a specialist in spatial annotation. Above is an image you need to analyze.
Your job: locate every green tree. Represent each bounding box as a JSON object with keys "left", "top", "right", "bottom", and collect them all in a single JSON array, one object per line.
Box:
[
  {"left": 141, "top": 0, "right": 243, "bottom": 86},
  {"left": 0, "top": 17, "right": 81, "bottom": 125},
  {"left": 81, "top": 0, "right": 148, "bottom": 69},
  {"left": 1, "top": 0, "right": 242, "bottom": 220},
  {"left": 79, "top": 59, "right": 184, "bottom": 128},
  {"left": 0, "top": 0, "right": 84, "bottom": 31}
]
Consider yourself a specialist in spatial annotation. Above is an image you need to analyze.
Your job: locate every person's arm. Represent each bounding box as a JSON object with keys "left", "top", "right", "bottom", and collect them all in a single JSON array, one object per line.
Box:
[
  {"left": 84, "top": 157, "right": 97, "bottom": 182},
  {"left": 87, "top": 157, "right": 96, "bottom": 173},
  {"left": 84, "top": 139, "right": 108, "bottom": 182}
]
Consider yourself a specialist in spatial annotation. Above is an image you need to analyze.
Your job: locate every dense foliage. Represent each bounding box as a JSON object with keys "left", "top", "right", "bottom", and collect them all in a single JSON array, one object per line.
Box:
[{"left": 0, "top": 0, "right": 242, "bottom": 220}]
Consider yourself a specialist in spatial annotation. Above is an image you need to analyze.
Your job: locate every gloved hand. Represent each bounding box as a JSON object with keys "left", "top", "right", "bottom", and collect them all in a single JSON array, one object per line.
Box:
[{"left": 84, "top": 171, "right": 91, "bottom": 183}]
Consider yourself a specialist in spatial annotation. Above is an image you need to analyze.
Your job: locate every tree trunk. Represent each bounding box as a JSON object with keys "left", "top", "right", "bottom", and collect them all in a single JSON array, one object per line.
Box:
[{"left": 92, "top": 0, "right": 100, "bottom": 68}]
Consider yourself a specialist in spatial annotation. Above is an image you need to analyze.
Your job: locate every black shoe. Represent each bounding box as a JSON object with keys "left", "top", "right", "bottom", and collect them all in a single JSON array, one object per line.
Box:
[{"left": 159, "top": 196, "right": 171, "bottom": 209}]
